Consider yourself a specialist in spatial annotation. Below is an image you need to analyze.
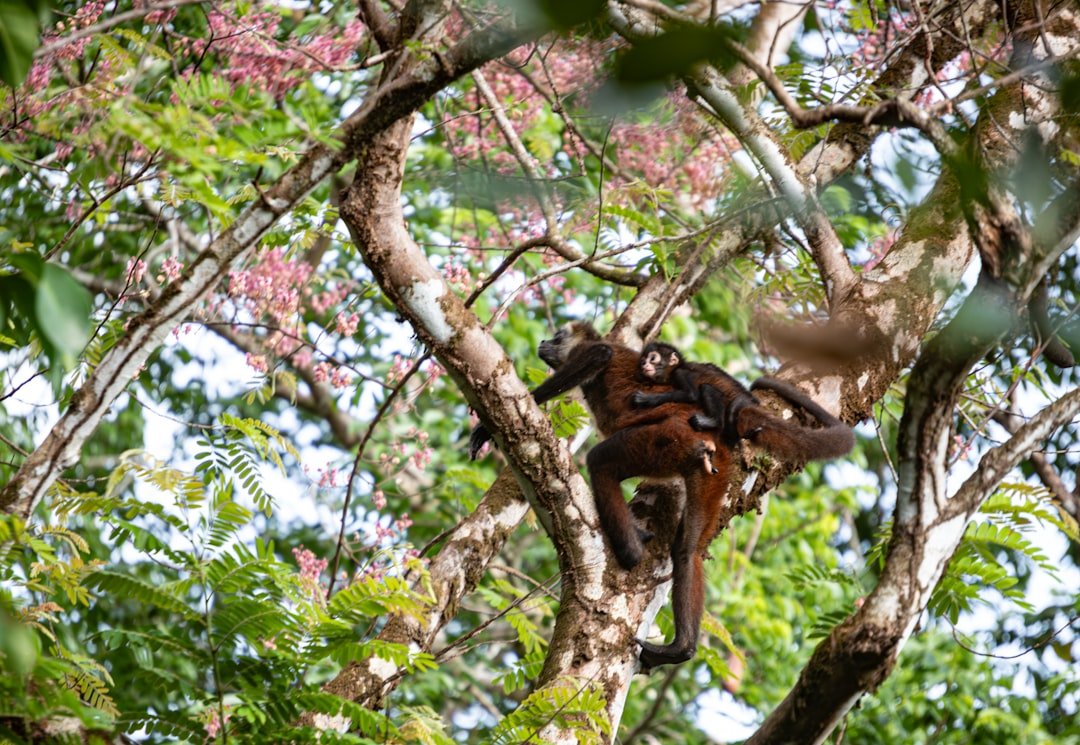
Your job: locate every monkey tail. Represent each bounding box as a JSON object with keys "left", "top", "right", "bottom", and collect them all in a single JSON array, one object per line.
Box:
[{"left": 746, "top": 377, "right": 855, "bottom": 461}]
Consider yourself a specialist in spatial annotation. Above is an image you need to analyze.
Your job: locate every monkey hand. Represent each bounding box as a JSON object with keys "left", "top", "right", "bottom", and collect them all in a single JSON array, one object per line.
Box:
[
  {"left": 468, "top": 424, "right": 493, "bottom": 460},
  {"left": 630, "top": 391, "right": 654, "bottom": 408}
]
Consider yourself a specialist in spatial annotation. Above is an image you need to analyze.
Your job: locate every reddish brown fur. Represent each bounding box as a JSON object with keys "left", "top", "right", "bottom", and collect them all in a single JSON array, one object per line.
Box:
[{"left": 533, "top": 324, "right": 734, "bottom": 668}]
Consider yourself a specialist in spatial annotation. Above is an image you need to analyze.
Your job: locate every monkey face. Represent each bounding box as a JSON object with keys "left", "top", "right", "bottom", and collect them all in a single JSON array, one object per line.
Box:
[
  {"left": 639, "top": 344, "right": 682, "bottom": 383},
  {"left": 639, "top": 350, "right": 665, "bottom": 380},
  {"left": 538, "top": 322, "right": 600, "bottom": 368},
  {"left": 539, "top": 327, "right": 573, "bottom": 368}
]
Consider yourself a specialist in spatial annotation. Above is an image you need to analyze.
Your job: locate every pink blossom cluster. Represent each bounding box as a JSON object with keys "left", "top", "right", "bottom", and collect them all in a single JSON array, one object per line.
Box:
[
  {"left": 228, "top": 248, "right": 313, "bottom": 323},
  {"left": 405, "top": 427, "right": 433, "bottom": 468},
  {"left": 290, "top": 347, "right": 313, "bottom": 369},
  {"left": 125, "top": 257, "right": 147, "bottom": 285},
  {"left": 245, "top": 353, "right": 269, "bottom": 373},
  {"left": 330, "top": 367, "right": 352, "bottom": 389},
  {"left": 852, "top": 10, "right": 917, "bottom": 68},
  {"left": 180, "top": 11, "right": 367, "bottom": 100},
  {"left": 308, "top": 360, "right": 352, "bottom": 388},
  {"left": 386, "top": 354, "right": 413, "bottom": 385},
  {"left": 292, "top": 546, "right": 328, "bottom": 596},
  {"left": 440, "top": 37, "right": 608, "bottom": 175},
  {"left": 18, "top": 1, "right": 114, "bottom": 145},
  {"left": 309, "top": 282, "right": 351, "bottom": 314},
  {"left": 442, "top": 261, "right": 472, "bottom": 291},
  {"left": 378, "top": 427, "right": 436, "bottom": 474},
  {"left": 317, "top": 466, "right": 339, "bottom": 488},
  {"left": 522, "top": 272, "right": 575, "bottom": 306},
  {"left": 159, "top": 256, "right": 184, "bottom": 283},
  {"left": 423, "top": 359, "right": 445, "bottom": 386},
  {"left": 371, "top": 513, "right": 413, "bottom": 544},
  {"left": 608, "top": 95, "right": 737, "bottom": 208},
  {"left": 204, "top": 709, "right": 230, "bottom": 738},
  {"left": 334, "top": 311, "right": 360, "bottom": 336},
  {"left": 439, "top": 37, "right": 734, "bottom": 211},
  {"left": 41, "top": 0, "right": 105, "bottom": 64}
]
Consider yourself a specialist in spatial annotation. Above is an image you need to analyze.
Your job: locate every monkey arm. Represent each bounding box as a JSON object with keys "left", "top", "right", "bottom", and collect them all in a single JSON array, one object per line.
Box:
[
  {"left": 530, "top": 343, "right": 612, "bottom": 404},
  {"left": 630, "top": 389, "right": 696, "bottom": 408},
  {"left": 468, "top": 343, "right": 613, "bottom": 459},
  {"left": 630, "top": 367, "right": 698, "bottom": 408}
]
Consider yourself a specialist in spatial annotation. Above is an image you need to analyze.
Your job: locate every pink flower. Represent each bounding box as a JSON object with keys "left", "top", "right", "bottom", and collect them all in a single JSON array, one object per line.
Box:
[
  {"left": 318, "top": 467, "right": 338, "bottom": 488},
  {"left": 205, "top": 709, "right": 230, "bottom": 738},
  {"left": 330, "top": 368, "right": 352, "bottom": 389},
  {"left": 125, "top": 258, "right": 147, "bottom": 285},
  {"left": 245, "top": 353, "right": 268, "bottom": 373},
  {"left": 160, "top": 256, "right": 184, "bottom": 282},
  {"left": 335, "top": 312, "right": 360, "bottom": 336},
  {"left": 292, "top": 546, "right": 328, "bottom": 585}
]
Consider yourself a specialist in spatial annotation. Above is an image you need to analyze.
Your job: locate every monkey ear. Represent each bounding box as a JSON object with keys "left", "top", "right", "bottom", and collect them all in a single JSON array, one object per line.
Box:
[{"left": 668, "top": 353, "right": 679, "bottom": 367}]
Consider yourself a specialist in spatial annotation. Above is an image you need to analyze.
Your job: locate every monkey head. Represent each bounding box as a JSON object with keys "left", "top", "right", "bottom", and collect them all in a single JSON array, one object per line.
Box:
[
  {"left": 639, "top": 342, "right": 682, "bottom": 383},
  {"left": 538, "top": 322, "right": 600, "bottom": 368}
]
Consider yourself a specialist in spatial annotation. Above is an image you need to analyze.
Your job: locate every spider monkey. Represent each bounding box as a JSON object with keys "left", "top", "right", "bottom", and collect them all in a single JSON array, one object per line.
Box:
[
  {"left": 469, "top": 322, "right": 733, "bottom": 668},
  {"left": 632, "top": 342, "right": 855, "bottom": 462}
]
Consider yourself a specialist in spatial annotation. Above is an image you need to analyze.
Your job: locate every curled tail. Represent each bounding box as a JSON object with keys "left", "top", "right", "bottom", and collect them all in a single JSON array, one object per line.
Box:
[{"left": 741, "top": 377, "right": 855, "bottom": 462}]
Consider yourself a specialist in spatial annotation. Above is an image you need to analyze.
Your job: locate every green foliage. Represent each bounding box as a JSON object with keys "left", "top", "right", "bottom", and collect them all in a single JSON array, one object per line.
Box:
[
  {"left": 848, "top": 631, "right": 1080, "bottom": 745},
  {"left": 194, "top": 413, "right": 300, "bottom": 515},
  {"left": 1, "top": 411, "right": 440, "bottom": 742},
  {"left": 488, "top": 677, "right": 611, "bottom": 745},
  {"left": 0, "top": 252, "right": 93, "bottom": 381},
  {"left": 614, "top": 23, "right": 740, "bottom": 85},
  {"left": 2, "top": 2, "right": 1077, "bottom": 742},
  {"left": 930, "top": 483, "right": 1072, "bottom": 624}
]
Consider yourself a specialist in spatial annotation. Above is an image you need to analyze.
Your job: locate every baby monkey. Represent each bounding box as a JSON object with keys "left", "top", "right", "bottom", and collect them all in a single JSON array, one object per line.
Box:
[{"left": 633, "top": 342, "right": 854, "bottom": 463}]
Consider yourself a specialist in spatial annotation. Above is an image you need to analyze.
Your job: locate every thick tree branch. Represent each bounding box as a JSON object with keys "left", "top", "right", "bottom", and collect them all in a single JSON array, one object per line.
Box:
[
  {"left": 357, "top": 0, "right": 398, "bottom": 50},
  {"left": 747, "top": 381, "right": 1080, "bottom": 745}
]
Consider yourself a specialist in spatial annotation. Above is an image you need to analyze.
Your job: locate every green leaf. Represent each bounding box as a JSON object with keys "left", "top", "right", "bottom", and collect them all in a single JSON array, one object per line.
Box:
[
  {"left": 84, "top": 571, "right": 198, "bottom": 620},
  {"left": 35, "top": 263, "right": 93, "bottom": 368},
  {"left": 0, "top": 0, "right": 43, "bottom": 88}
]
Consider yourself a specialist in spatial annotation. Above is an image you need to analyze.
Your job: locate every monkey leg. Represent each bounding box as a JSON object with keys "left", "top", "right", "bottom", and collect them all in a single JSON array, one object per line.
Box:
[
  {"left": 690, "top": 384, "right": 756, "bottom": 444},
  {"left": 586, "top": 424, "right": 712, "bottom": 569},
  {"left": 638, "top": 468, "right": 728, "bottom": 669},
  {"left": 639, "top": 492, "right": 708, "bottom": 660},
  {"left": 586, "top": 432, "right": 652, "bottom": 569}
]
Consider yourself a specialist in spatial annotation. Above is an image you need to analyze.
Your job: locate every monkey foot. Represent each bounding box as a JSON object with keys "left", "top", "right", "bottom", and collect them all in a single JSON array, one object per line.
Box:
[
  {"left": 612, "top": 539, "right": 643, "bottom": 570},
  {"left": 637, "top": 639, "right": 696, "bottom": 670},
  {"left": 692, "top": 440, "right": 719, "bottom": 475}
]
